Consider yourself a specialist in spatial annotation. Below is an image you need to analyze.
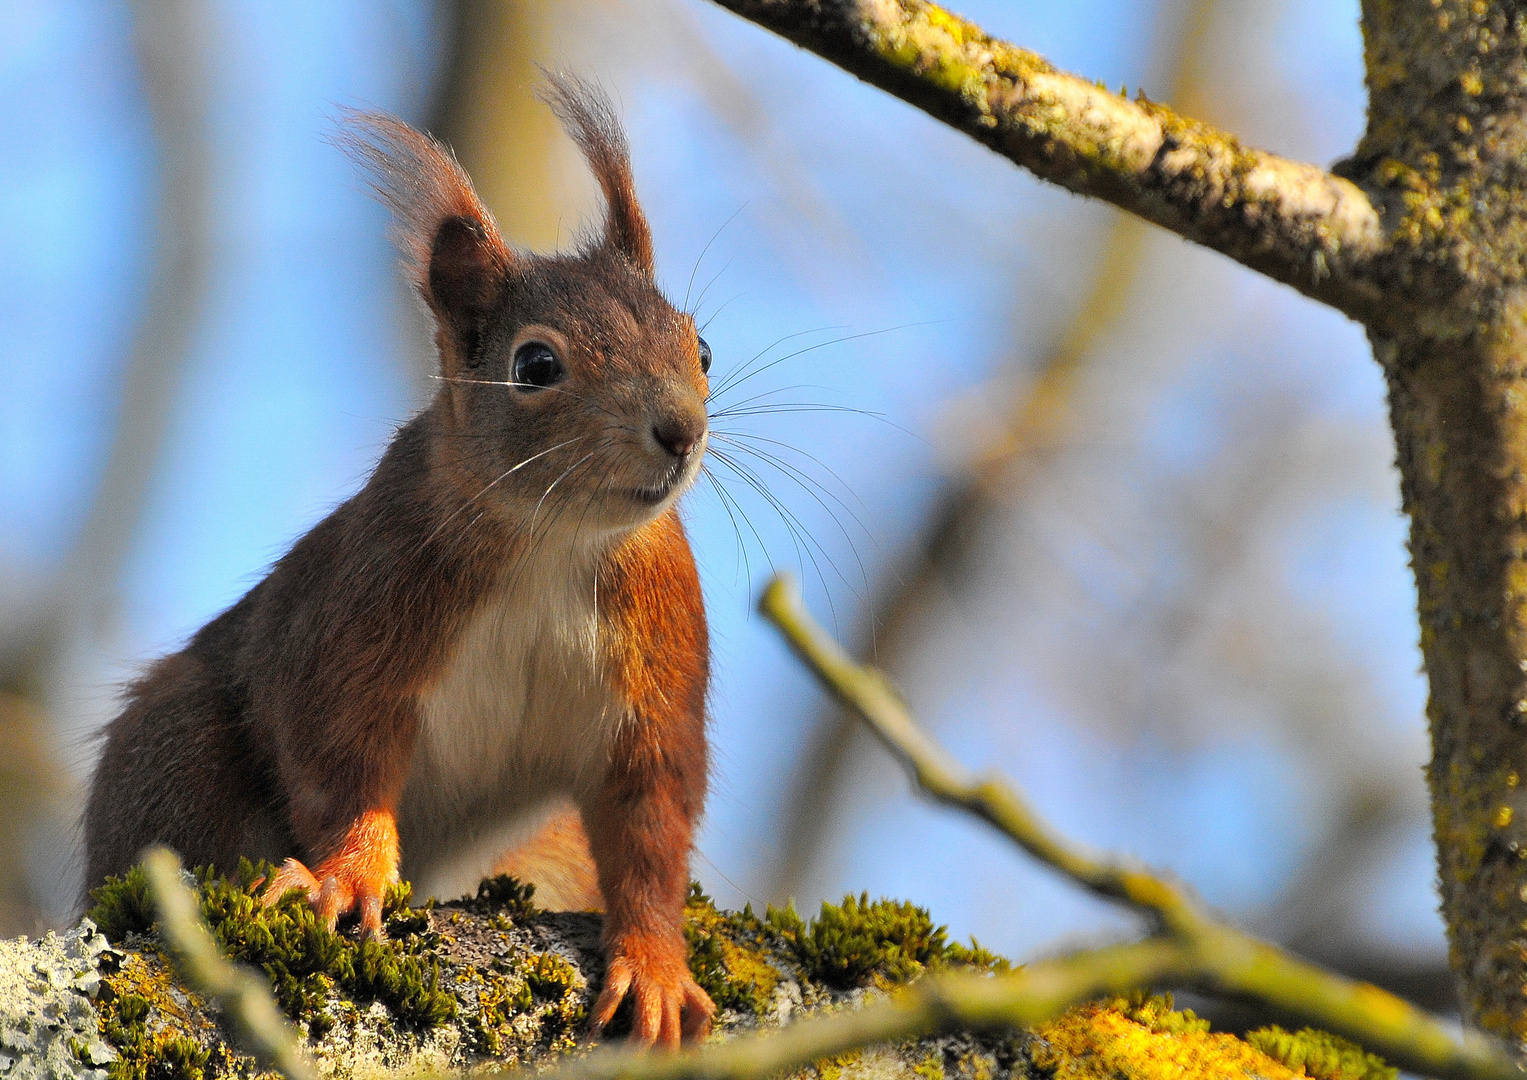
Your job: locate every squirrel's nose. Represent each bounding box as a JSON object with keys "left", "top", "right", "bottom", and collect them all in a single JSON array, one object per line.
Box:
[{"left": 652, "top": 415, "right": 705, "bottom": 459}]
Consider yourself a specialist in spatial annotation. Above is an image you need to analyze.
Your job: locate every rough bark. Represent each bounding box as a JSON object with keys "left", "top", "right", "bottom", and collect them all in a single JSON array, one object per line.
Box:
[{"left": 1344, "top": 1, "right": 1527, "bottom": 1043}]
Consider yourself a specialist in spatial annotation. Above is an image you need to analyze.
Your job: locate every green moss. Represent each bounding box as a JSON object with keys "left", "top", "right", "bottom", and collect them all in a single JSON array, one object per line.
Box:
[
  {"left": 803, "top": 893, "right": 942, "bottom": 986},
  {"left": 92, "top": 859, "right": 456, "bottom": 1044},
  {"left": 1245, "top": 1026, "right": 1398, "bottom": 1080},
  {"left": 764, "top": 892, "right": 1003, "bottom": 990},
  {"left": 1102, "top": 991, "right": 1210, "bottom": 1036},
  {"left": 87, "top": 864, "right": 156, "bottom": 941},
  {"left": 945, "top": 937, "right": 1010, "bottom": 972},
  {"left": 462, "top": 874, "right": 538, "bottom": 917},
  {"left": 349, "top": 938, "right": 455, "bottom": 1028},
  {"left": 684, "top": 884, "right": 781, "bottom": 1014},
  {"left": 382, "top": 880, "right": 430, "bottom": 936}
]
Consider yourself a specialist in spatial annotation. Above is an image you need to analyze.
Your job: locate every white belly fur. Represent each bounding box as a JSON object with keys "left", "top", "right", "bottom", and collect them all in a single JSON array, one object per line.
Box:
[{"left": 399, "top": 547, "right": 622, "bottom": 900}]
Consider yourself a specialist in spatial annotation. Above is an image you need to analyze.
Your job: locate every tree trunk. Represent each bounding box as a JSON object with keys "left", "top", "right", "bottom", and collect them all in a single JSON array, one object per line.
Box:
[{"left": 1342, "top": 1, "right": 1527, "bottom": 1039}]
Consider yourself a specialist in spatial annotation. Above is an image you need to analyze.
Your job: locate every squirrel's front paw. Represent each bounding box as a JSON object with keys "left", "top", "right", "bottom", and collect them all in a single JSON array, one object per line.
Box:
[
  {"left": 591, "top": 933, "right": 715, "bottom": 1049},
  {"left": 262, "top": 810, "right": 399, "bottom": 940}
]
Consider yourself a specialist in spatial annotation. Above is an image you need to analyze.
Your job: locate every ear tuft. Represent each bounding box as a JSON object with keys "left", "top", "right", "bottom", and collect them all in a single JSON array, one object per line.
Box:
[
  {"left": 539, "top": 72, "right": 655, "bottom": 276},
  {"left": 337, "top": 112, "right": 512, "bottom": 337}
]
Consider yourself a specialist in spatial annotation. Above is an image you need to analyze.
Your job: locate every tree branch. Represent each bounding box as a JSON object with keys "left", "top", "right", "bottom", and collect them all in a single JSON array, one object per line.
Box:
[
  {"left": 746, "top": 574, "right": 1513, "bottom": 1080},
  {"left": 705, "top": 0, "right": 1389, "bottom": 323},
  {"left": 0, "top": 0, "right": 214, "bottom": 688}
]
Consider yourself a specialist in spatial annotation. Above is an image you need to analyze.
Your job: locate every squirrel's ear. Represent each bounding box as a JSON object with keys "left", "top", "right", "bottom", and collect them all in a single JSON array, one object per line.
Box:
[
  {"left": 340, "top": 112, "right": 512, "bottom": 356},
  {"left": 540, "top": 72, "right": 655, "bottom": 277}
]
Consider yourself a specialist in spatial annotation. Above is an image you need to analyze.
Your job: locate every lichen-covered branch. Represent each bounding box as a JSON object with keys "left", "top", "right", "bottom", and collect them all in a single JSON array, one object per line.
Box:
[
  {"left": 704, "top": 0, "right": 1388, "bottom": 324},
  {"left": 749, "top": 574, "right": 1517, "bottom": 1080},
  {"left": 142, "top": 849, "right": 318, "bottom": 1080}
]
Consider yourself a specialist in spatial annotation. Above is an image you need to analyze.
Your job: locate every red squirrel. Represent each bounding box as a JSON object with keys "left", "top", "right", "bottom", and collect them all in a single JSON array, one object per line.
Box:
[{"left": 82, "top": 74, "right": 716, "bottom": 1047}]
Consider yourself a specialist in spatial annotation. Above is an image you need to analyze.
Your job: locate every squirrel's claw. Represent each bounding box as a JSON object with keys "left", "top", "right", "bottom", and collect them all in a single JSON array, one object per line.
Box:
[
  {"left": 680, "top": 980, "right": 714, "bottom": 1042},
  {"left": 262, "top": 857, "right": 321, "bottom": 903},
  {"left": 261, "top": 854, "right": 389, "bottom": 941},
  {"left": 259, "top": 810, "right": 398, "bottom": 940},
  {"left": 591, "top": 940, "right": 715, "bottom": 1050}
]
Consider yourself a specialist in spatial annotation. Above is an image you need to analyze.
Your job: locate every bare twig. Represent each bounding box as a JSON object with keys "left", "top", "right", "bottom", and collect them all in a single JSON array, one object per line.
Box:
[
  {"left": 142, "top": 848, "right": 317, "bottom": 1080},
  {"left": 16, "top": 0, "right": 216, "bottom": 674},
  {"left": 704, "top": 0, "right": 1388, "bottom": 325},
  {"left": 750, "top": 574, "right": 1515, "bottom": 1080}
]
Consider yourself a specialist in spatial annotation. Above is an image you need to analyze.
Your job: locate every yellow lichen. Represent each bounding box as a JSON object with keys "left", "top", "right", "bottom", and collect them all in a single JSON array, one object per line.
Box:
[
  {"left": 98, "top": 951, "right": 243, "bottom": 1080},
  {"left": 861, "top": 2, "right": 1008, "bottom": 103},
  {"left": 913, "top": 1051, "right": 946, "bottom": 1080},
  {"left": 1035, "top": 999, "right": 1304, "bottom": 1080},
  {"left": 813, "top": 1050, "right": 863, "bottom": 1080}
]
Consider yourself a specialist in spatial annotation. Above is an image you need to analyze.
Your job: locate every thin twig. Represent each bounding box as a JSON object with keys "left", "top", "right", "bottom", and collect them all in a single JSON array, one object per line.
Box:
[
  {"left": 705, "top": 0, "right": 1389, "bottom": 326},
  {"left": 754, "top": 573, "right": 1517, "bottom": 1080},
  {"left": 142, "top": 848, "right": 318, "bottom": 1080}
]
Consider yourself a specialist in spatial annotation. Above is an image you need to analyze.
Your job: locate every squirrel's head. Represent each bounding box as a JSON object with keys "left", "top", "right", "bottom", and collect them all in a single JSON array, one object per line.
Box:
[{"left": 344, "top": 74, "right": 709, "bottom": 541}]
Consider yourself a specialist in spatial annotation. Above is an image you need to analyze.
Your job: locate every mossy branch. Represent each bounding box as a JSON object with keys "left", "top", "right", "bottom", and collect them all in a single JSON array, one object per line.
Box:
[
  {"left": 705, "top": 0, "right": 1389, "bottom": 325},
  {"left": 748, "top": 573, "right": 1516, "bottom": 1080},
  {"left": 142, "top": 847, "right": 318, "bottom": 1080}
]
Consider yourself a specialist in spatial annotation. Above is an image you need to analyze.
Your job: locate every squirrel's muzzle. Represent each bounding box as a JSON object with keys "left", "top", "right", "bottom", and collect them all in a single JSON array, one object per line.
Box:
[{"left": 652, "top": 412, "right": 706, "bottom": 460}]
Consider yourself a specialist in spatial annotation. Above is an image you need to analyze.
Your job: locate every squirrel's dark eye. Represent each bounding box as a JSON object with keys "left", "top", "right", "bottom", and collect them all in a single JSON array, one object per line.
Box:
[
  {"left": 512, "top": 342, "right": 564, "bottom": 390},
  {"left": 697, "top": 336, "right": 712, "bottom": 375}
]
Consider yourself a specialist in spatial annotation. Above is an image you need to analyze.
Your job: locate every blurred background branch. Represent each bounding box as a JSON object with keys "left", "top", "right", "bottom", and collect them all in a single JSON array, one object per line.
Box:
[{"left": 431, "top": 0, "right": 563, "bottom": 251}]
